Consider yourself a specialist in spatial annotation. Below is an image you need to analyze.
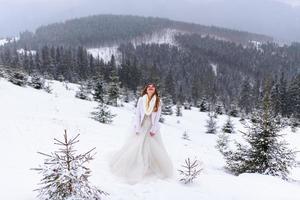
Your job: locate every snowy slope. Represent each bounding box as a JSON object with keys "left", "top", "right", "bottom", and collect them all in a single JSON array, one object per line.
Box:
[{"left": 0, "top": 77, "right": 300, "bottom": 200}]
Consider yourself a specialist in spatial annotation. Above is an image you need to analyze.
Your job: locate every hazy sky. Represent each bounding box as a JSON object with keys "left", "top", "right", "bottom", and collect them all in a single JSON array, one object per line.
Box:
[{"left": 0, "top": 0, "right": 300, "bottom": 42}]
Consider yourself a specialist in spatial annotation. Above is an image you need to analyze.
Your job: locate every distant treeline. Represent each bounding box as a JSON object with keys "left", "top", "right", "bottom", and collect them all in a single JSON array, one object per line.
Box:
[{"left": 16, "top": 14, "right": 273, "bottom": 49}]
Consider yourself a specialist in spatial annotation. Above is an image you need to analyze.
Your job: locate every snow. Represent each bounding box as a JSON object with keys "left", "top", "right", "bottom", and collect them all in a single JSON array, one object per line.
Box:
[
  {"left": 88, "top": 45, "right": 120, "bottom": 64},
  {"left": 0, "top": 38, "right": 8, "bottom": 46},
  {"left": 0, "top": 77, "right": 299, "bottom": 200},
  {"left": 87, "top": 28, "right": 184, "bottom": 63},
  {"left": 0, "top": 37, "right": 19, "bottom": 46},
  {"left": 210, "top": 63, "right": 218, "bottom": 76},
  {"left": 249, "top": 40, "right": 264, "bottom": 52},
  {"left": 131, "top": 28, "right": 182, "bottom": 47},
  {"left": 17, "top": 48, "right": 37, "bottom": 55}
]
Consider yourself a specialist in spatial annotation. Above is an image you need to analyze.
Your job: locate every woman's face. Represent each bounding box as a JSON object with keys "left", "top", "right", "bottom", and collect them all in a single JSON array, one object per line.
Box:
[{"left": 146, "top": 84, "right": 155, "bottom": 96}]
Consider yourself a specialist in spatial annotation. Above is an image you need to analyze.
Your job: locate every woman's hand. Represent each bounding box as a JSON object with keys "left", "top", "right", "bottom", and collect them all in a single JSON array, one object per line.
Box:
[{"left": 149, "top": 131, "right": 155, "bottom": 137}]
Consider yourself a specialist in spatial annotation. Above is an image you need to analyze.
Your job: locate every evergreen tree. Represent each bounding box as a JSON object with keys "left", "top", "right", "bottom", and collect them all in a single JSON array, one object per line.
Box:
[
  {"left": 31, "top": 130, "right": 108, "bottom": 200},
  {"left": 30, "top": 73, "right": 45, "bottom": 89},
  {"left": 92, "top": 75, "right": 106, "bottom": 103},
  {"left": 221, "top": 81, "right": 296, "bottom": 180},
  {"left": 77, "top": 46, "right": 89, "bottom": 80},
  {"left": 222, "top": 116, "right": 235, "bottom": 134},
  {"left": 215, "top": 103, "right": 223, "bottom": 115},
  {"left": 8, "top": 70, "right": 28, "bottom": 86},
  {"left": 290, "top": 114, "right": 299, "bottom": 133},
  {"left": 107, "top": 69, "right": 120, "bottom": 106},
  {"left": 91, "top": 102, "right": 116, "bottom": 124},
  {"left": 164, "top": 69, "right": 175, "bottom": 98},
  {"left": 238, "top": 78, "right": 253, "bottom": 115},
  {"left": 278, "top": 72, "right": 289, "bottom": 117},
  {"left": 176, "top": 101, "right": 183, "bottom": 117},
  {"left": 161, "top": 94, "right": 173, "bottom": 115},
  {"left": 288, "top": 74, "right": 300, "bottom": 119},
  {"left": 75, "top": 83, "right": 91, "bottom": 100},
  {"left": 206, "top": 113, "right": 217, "bottom": 134},
  {"left": 199, "top": 97, "right": 209, "bottom": 112},
  {"left": 270, "top": 76, "right": 281, "bottom": 116},
  {"left": 216, "top": 132, "right": 230, "bottom": 156}
]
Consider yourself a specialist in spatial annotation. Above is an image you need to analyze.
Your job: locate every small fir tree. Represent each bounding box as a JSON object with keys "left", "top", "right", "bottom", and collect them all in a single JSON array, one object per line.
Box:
[
  {"left": 222, "top": 116, "right": 235, "bottom": 134},
  {"left": 176, "top": 102, "right": 183, "bottom": 117},
  {"left": 31, "top": 130, "right": 108, "bottom": 200},
  {"left": 91, "top": 102, "right": 116, "bottom": 124},
  {"left": 161, "top": 94, "right": 173, "bottom": 115},
  {"left": 206, "top": 113, "right": 218, "bottom": 134},
  {"left": 178, "top": 157, "right": 203, "bottom": 184}
]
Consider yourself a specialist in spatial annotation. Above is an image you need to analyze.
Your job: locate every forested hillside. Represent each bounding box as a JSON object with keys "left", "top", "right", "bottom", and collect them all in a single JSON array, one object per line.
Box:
[{"left": 16, "top": 14, "right": 273, "bottom": 48}]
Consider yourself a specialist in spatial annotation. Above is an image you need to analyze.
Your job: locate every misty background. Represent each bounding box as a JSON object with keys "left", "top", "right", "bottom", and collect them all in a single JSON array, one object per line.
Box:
[{"left": 0, "top": 0, "right": 300, "bottom": 43}]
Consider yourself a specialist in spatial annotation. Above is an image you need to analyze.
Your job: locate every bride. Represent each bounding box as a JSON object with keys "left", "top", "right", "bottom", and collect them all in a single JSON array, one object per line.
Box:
[{"left": 109, "top": 83, "right": 174, "bottom": 184}]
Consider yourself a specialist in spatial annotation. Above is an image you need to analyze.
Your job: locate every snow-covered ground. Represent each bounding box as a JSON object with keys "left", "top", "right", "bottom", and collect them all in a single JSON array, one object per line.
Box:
[
  {"left": 17, "top": 48, "right": 37, "bottom": 55},
  {"left": 0, "top": 77, "right": 299, "bottom": 200},
  {"left": 0, "top": 37, "right": 19, "bottom": 46},
  {"left": 88, "top": 45, "right": 121, "bottom": 64},
  {"left": 210, "top": 63, "right": 218, "bottom": 76},
  {"left": 0, "top": 38, "right": 8, "bottom": 46},
  {"left": 87, "top": 28, "right": 184, "bottom": 63}
]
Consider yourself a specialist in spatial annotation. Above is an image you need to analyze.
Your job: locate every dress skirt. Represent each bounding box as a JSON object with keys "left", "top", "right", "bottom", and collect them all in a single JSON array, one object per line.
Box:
[{"left": 109, "top": 114, "right": 174, "bottom": 184}]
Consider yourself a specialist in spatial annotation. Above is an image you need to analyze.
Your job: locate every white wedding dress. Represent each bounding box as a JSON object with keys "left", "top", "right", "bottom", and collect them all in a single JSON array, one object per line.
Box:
[{"left": 109, "top": 114, "right": 174, "bottom": 184}]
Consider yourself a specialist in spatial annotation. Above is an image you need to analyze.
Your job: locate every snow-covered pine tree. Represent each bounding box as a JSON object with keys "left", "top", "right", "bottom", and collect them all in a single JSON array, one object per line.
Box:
[
  {"left": 216, "top": 132, "right": 230, "bottom": 156},
  {"left": 178, "top": 157, "right": 203, "bottom": 184},
  {"left": 206, "top": 113, "right": 218, "bottom": 134},
  {"left": 8, "top": 70, "right": 28, "bottom": 86},
  {"left": 91, "top": 102, "right": 116, "bottom": 124},
  {"left": 92, "top": 75, "right": 106, "bottom": 103},
  {"left": 288, "top": 74, "right": 300, "bottom": 119},
  {"left": 215, "top": 103, "right": 223, "bottom": 115},
  {"left": 290, "top": 114, "right": 299, "bottom": 133},
  {"left": 107, "top": 69, "right": 120, "bottom": 107},
  {"left": 161, "top": 94, "right": 173, "bottom": 115},
  {"left": 278, "top": 72, "right": 289, "bottom": 117},
  {"left": 75, "top": 83, "right": 91, "bottom": 100},
  {"left": 270, "top": 75, "right": 281, "bottom": 116},
  {"left": 222, "top": 116, "right": 235, "bottom": 134},
  {"left": 222, "top": 81, "right": 296, "bottom": 180},
  {"left": 31, "top": 130, "right": 108, "bottom": 200},
  {"left": 176, "top": 101, "right": 183, "bottom": 117},
  {"left": 238, "top": 78, "right": 253, "bottom": 115},
  {"left": 30, "top": 73, "right": 45, "bottom": 89},
  {"left": 85, "top": 79, "right": 94, "bottom": 94},
  {"left": 199, "top": 97, "right": 209, "bottom": 112}
]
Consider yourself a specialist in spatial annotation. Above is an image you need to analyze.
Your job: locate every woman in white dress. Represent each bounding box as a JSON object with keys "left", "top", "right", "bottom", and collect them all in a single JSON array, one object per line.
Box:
[{"left": 109, "top": 83, "right": 174, "bottom": 184}]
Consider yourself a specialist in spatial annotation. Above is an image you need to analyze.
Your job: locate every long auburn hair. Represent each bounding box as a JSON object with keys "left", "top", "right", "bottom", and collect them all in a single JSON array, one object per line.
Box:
[{"left": 140, "top": 83, "right": 161, "bottom": 112}]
